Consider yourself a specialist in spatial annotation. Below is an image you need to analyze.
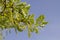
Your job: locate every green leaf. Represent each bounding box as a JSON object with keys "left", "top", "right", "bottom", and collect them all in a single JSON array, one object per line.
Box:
[
  {"left": 39, "top": 15, "right": 45, "bottom": 21},
  {"left": 24, "top": 4, "right": 30, "bottom": 13},
  {"left": 34, "top": 27, "right": 38, "bottom": 33},
  {"left": 28, "top": 14, "right": 34, "bottom": 24},
  {"left": 17, "top": 26, "right": 23, "bottom": 32},
  {"left": 17, "top": 2, "right": 26, "bottom": 6},
  {"left": 13, "top": 0, "right": 20, "bottom": 3},
  {"left": 28, "top": 30, "right": 31, "bottom": 37},
  {"left": 22, "top": 9, "right": 26, "bottom": 16},
  {"left": 36, "top": 15, "right": 45, "bottom": 23},
  {"left": 25, "top": 4, "right": 30, "bottom": 10},
  {"left": 42, "top": 21, "right": 48, "bottom": 25},
  {"left": 6, "top": 2, "right": 13, "bottom": 7},
  {"left": 39, "top": 21, "right": 48, "bottom": 27},
  {"left": 39, "top": 24, "right": 45, "bottom": 27}
]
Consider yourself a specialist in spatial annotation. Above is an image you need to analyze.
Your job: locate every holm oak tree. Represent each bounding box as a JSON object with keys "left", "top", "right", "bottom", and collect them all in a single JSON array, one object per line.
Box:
[{"left": 0, "top": 0, "right": 48, "bottom": 40}]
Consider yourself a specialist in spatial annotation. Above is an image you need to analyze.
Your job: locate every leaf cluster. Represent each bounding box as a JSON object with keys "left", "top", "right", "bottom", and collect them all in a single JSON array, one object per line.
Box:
[{"left": 0, "top": 0, "right": 48, "bottom": 37}]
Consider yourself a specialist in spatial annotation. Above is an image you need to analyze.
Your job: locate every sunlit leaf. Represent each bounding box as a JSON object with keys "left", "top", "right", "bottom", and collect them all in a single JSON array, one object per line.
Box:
[
  {"left": 39, "top": 15, "right": 45, "bottom": 21},
  {"left": 17, "top": 27, "right": 23, "bottom": 32}
]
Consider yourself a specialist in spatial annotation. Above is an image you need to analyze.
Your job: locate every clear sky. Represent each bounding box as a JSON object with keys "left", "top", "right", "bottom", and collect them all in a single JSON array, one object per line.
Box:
[{"left": 4, "top": 0, "right": 60, "bottom": 40}]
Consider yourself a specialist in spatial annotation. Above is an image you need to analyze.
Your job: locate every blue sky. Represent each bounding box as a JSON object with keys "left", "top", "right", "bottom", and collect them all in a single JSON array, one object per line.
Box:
[{"left": 4, "top": 0, "right": 60, "bottom": 40}]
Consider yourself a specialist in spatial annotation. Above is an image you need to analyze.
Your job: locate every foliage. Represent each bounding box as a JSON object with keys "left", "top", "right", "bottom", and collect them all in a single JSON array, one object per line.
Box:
[{"left": 0, "top": 0, "right": 48, "bottom": 39}]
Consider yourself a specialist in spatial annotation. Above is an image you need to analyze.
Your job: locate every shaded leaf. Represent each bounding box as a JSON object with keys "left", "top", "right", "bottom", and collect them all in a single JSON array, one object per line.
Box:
[{"left": 42, "top": 21, "right": 48, "bottom": 25}]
